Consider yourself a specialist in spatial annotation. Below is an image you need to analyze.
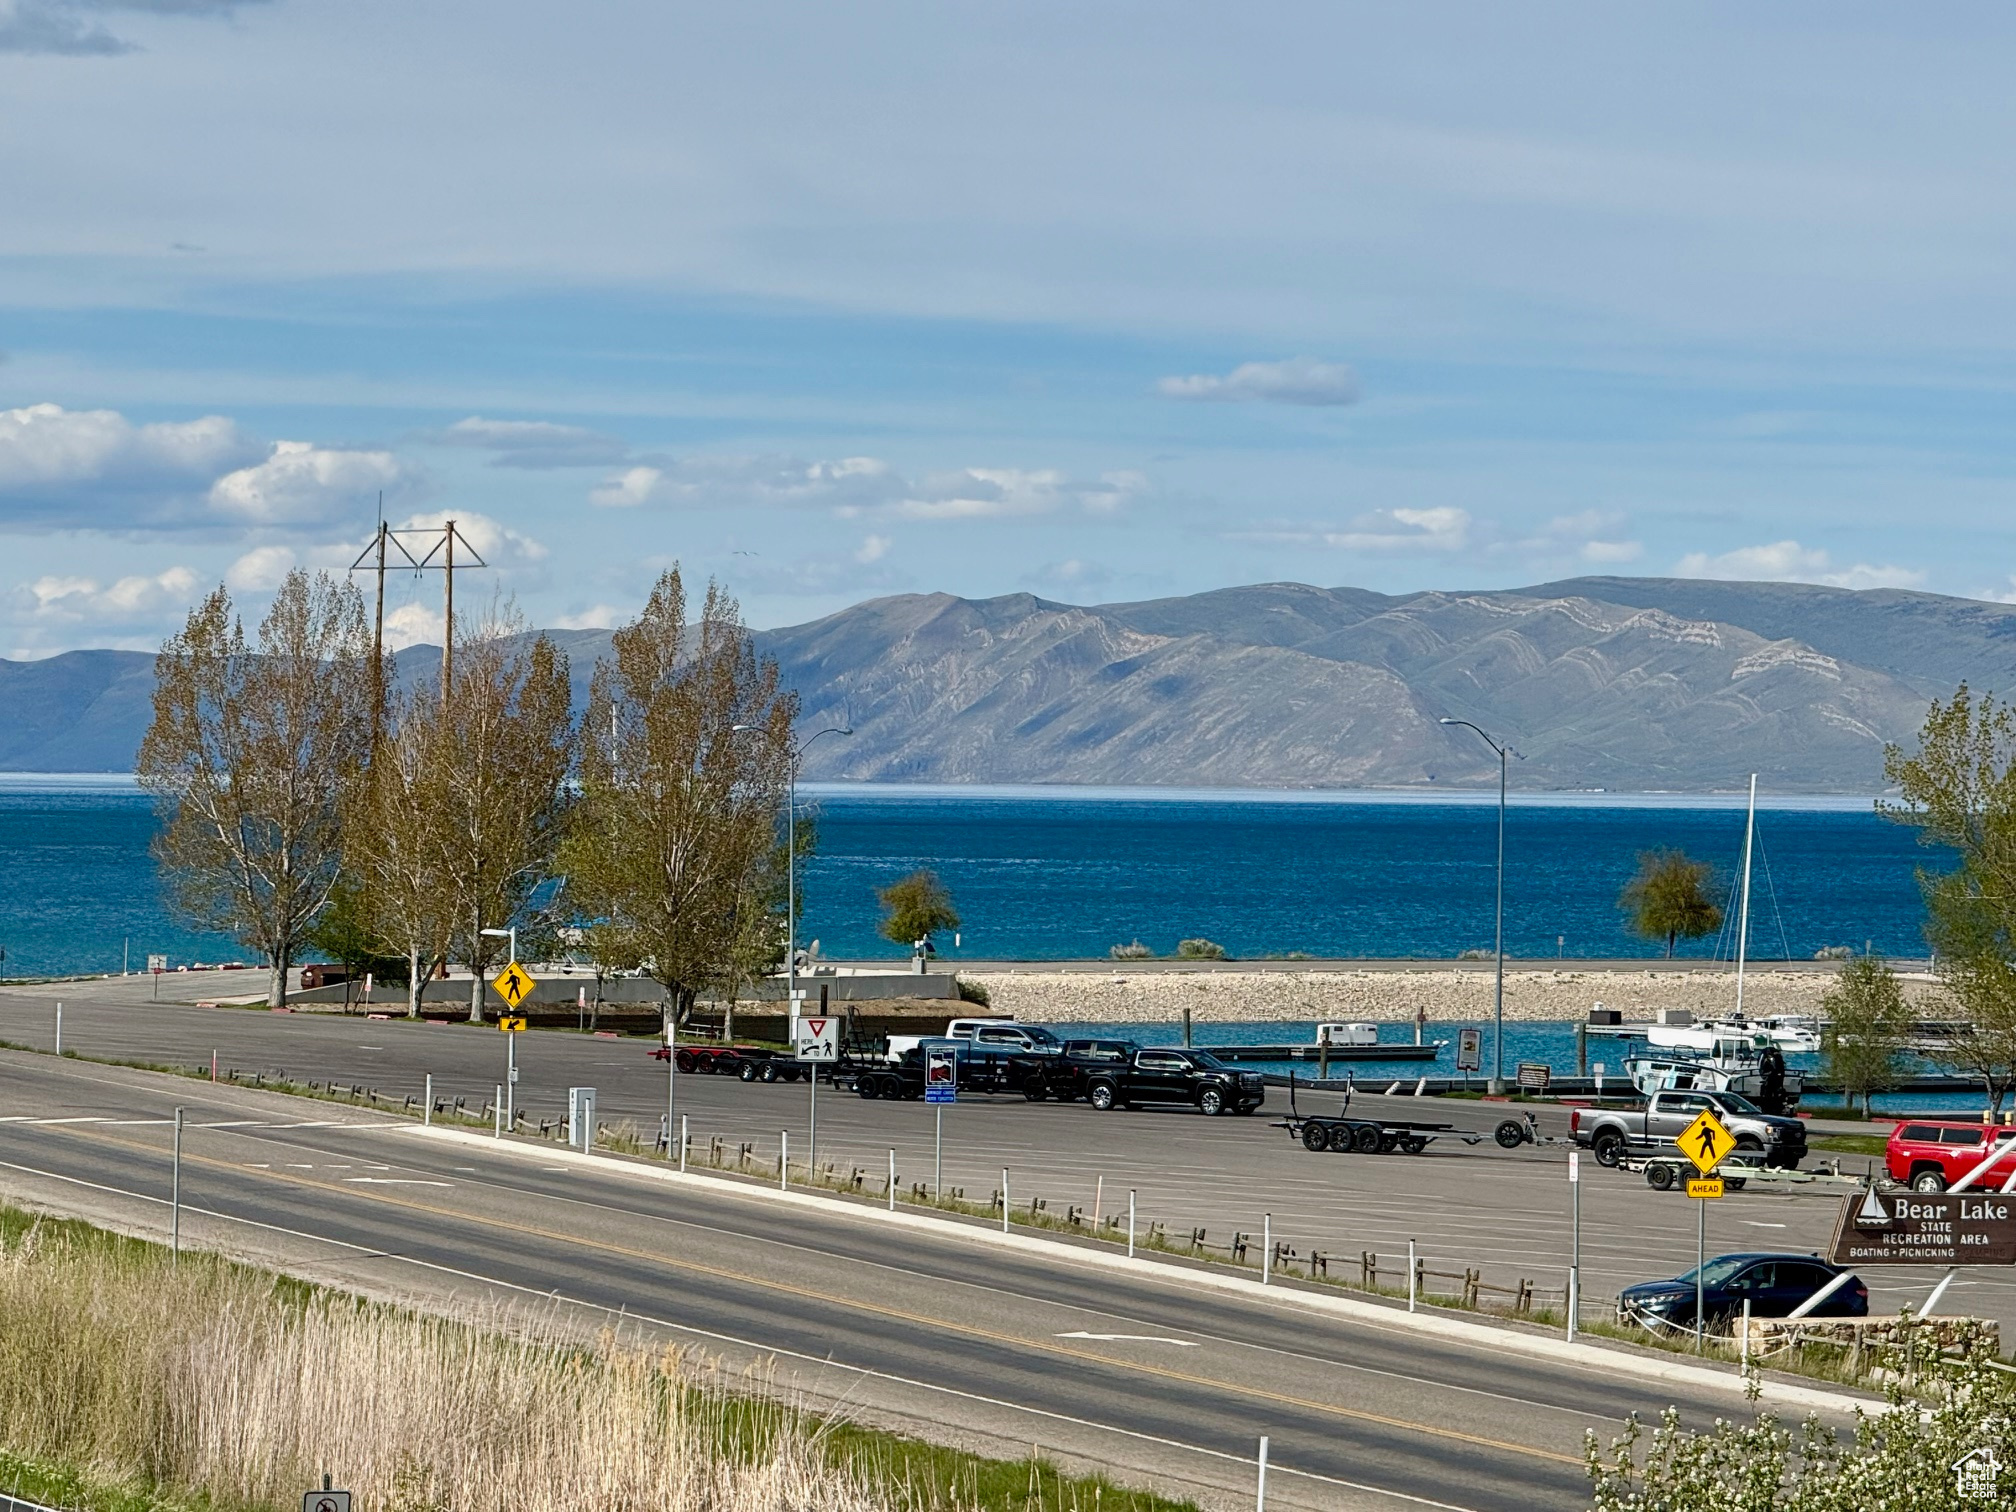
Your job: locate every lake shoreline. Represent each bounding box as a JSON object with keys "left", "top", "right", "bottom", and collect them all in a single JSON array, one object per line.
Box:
[{"left": 964, "top": 965, "right": 1945, "bottom": 1024}]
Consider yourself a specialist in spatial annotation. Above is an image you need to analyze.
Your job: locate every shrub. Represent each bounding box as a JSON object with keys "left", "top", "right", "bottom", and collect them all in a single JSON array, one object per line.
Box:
[
  {"left": 1175, "top": 938, "right": 1227, "bottom": 960},
  {"left": 955, "top": 977, "right": 990, "bottom": 1006},
  {"left": 1109, "top": 941, "right": 1153, "bottom": 960}
]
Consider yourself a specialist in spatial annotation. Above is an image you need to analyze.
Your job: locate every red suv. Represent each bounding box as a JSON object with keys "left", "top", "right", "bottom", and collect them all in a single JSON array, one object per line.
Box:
[{"left": 1886, "top": 1120, "right": 2016, "bottom": 1192}]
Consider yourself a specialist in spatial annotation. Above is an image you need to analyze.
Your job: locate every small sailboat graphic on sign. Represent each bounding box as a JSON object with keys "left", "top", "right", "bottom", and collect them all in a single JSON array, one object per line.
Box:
[{"left": 1855, "top": 1189, "right": 1893, "bottom": 1228}]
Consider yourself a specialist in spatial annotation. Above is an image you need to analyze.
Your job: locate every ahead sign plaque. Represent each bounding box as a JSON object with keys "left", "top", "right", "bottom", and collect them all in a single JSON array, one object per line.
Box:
[{"left": 1830, "top": 1189, "right": 2016, "bottom": 1266}]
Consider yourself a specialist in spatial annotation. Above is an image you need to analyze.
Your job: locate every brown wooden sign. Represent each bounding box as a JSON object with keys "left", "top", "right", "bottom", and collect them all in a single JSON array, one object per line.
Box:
[{"left": 1830, "top": 1189, "right": 2016, "bottom": 1266}]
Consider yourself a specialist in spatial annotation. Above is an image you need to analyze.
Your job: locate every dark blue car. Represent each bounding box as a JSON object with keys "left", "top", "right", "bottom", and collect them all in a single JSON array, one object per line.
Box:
[{"left": 1618, "top": 1252, "right": 1867, "bottom": 1333}]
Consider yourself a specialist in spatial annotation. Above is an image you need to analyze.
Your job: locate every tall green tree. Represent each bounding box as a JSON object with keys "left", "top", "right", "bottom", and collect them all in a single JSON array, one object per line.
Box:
[
  {"left": 1618, "top": 850, "right": 1724, "bottom": 957},
  {"left": 433, "top": 609, "right": 576, "bottom": 1021},
  {"left": 1819, "top": 954, "right": 1913, "bottom": 1117},
  {"left": 138, "top": 572, "right": 376, "bottom": 1007},
  {"left": 1883, "top": 683, "right": 2016, "bottom": 1111},
  {"left": 558, "top": 568, "right": 796, "bottom": 1019},
  {"left": 878, "top": 869, "right": 959, "bottom": 952}
]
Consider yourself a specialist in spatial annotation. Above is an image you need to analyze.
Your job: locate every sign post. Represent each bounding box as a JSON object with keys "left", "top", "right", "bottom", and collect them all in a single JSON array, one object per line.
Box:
[
  {"left": 925, "top": 1043, "right": 956, "bottom": 1199},
  {"left": 794, "top": 1014, "right": 840, "bottom": 1181},
  {"left": 1456, "top": 1027, "right": 1482, "bottom": 1091},
  {"left": 495, "top": 988, "right": 530, "bottom": 1131},
  {"left": 149, "top": 953, "right": 166, "bottom": 1000},
  {"left": 1678, "top": 1106, "right": 1737, "bottom": 1349},
  {"left": 1567, "top": 1150, "right": 1581, "bottom": 1340}
]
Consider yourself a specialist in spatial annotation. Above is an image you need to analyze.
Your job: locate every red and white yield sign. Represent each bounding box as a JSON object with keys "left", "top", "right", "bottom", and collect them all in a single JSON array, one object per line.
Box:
[{"left": 794, "top": 1015, "right": 840, "bottom": 1062}]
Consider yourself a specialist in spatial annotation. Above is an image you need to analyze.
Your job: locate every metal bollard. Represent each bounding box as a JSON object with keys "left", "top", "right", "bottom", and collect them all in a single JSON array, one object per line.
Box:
[
  {"left": 1261, "top": 1213, "right": 1271, "bottom": 1284},
  {"left": 1127, "top": 1189, "right": 1136, "bottom": 1259},
  {"left": 1408, "top": 1238, "right": 1417, "bottom": 1313},
  {"left": 888, "top": 1149, "right": 896, "bottom": 1211},
  {"left": 423, "top": 1073, "right": 432, "bottom": 1127},
  {"left": 780, "top": 1131, "right": 789, "bottom": 1190},
  {"left": 679, "top": 1114, "right": 688, "bottom": 1173}
]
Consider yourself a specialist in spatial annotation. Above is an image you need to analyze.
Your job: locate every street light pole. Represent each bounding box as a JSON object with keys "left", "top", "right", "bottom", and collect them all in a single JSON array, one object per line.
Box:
[
  {"left": 732, "top": 723, "right": 851, "bottom": 1018},
  {"left": 1440, "top": 718, "right": 1514, "bottom": 1094}
]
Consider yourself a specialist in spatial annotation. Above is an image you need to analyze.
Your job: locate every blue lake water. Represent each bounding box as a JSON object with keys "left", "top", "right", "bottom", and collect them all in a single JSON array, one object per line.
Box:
[
  {"left": 0, "top": 778, "right": 1939, "bottom": 973},
  {"left": 795, "top": 785, "right": 1936, "bottom": 963}
]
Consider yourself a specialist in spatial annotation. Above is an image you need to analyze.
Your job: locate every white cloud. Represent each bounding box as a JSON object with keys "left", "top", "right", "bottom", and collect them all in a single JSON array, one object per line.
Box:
[
  {"left": 1531, "top": 509, "right": 1642, "bottom": 565},
  {"left": 854, "top": 534, "right": 892, "bottom": 564},
  {"left": 1158, "top": 357, "right": 1360, "bottom": 407},
  {"left": 1022, "top": 557, "right": 1113, "bottom": 592},
  {"left": 1324, "top": 506, "right": 1471, "bottom": 553},
  {"left": 1675, "top": 539, "right": 1925, "bottom": 590},
  {"left": 11, "top": 566, "right": 199, "bottom": 628},
  {"left": 0, "top": 1, "right": 264, "bottom": 56},
  {"left": 209, "top": 441, "right": 408, "bottom": 527},
  {"left": 552, "top": 604, "right": 621, "bottom": 630},
  {"left": 0, "top": 404, "right": 247, "bottom": 486},
  {"left": 590, "top": 453, "right": 1143, "bottom": 522},
  {"left": 434, "top": 416, "right": 629, "bottom": 469},
  {"left": 388, "top": 508, "right": 548, "bottom": 566},
  {"left": 381, "top": 600, "right": 443, "bottom": 650},
  {"left": 224, "top": 544, "right": 296, "bottom": 591}
]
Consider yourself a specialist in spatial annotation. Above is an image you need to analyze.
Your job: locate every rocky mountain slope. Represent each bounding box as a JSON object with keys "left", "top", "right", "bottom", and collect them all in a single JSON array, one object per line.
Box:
[{"left": 7, "top": 577, "right": 2010, "bottom": 790}]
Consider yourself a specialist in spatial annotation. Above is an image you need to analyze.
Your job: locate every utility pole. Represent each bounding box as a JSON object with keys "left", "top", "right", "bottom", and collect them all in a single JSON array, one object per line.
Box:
[
  {"left": 348, "top": 516, "right": 485, "bottom": 712},
  {"left": 442, "top": 518, "right": 456, "bottom": 705}
]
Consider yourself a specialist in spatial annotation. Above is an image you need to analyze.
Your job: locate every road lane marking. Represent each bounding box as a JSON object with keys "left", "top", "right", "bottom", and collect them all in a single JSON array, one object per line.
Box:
[
  {"left": 1057, "top": 1331, "right": 1199, "bottom": 1346},
  {"left": 342, "top": 1177, "right": 454, "bottom": 1187},
  {"left": 0, "top": 1153, "right": 1488, "bottom": 1512},
  {"left": 26, "top": 1123, "right": 1583, "bottom": 1470}
]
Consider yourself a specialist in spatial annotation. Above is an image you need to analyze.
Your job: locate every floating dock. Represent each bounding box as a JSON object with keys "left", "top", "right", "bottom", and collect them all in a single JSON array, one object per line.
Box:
[{"left": 1209, "top": 1041, "right": 1444, "bottom": 1063}]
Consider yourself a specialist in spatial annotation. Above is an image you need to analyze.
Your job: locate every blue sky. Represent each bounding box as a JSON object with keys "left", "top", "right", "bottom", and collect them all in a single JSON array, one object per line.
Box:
[{"left": 4, "top": 1, "right": 2016, "bottom": 654}]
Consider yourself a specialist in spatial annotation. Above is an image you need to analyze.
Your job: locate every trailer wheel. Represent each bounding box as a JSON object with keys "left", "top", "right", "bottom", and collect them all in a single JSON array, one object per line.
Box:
[
  {"left": 1493, "top": 1119, "right": 1527, "bottom": 1149},
  {"left": 1724, "top": 1176, "right": 1747, "bottom": 1191},
  {"left": 1592, "top": 1130, "right": 1626, "bottom": 1168},
  {"left": 1646, "top": 1162, "right": 1676, "bottom": 1191},
  {"left": 1301, "top": 1123, "right": 1329, "bottom": 1152},
  {"left": 1088, "top": 1081, "right": 1119, "bottom": 1112},
  {"left": 1401, "top": 1137, "right": 1429, "bottom": 1155},
  {"left": 737, "top": 1061, "right": 758, "bottom": 1082},
  {"left": 674, "top": 1050, "right": 698, "bottom": 1073},
  {"left": 758, "top": 1062, "right": 780, "bottom": 1083},
  {"left": 857, "top": 1077, "right": 879, "bottom": 1100},
  {"left": 1352, "top": 1124, "right": 1382, "bottom": 1154}
]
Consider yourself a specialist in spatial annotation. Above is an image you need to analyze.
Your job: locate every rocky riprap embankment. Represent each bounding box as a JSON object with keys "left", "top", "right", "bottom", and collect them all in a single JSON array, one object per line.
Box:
[{"left": 960, "top": 967, "right": 1942, "bottom": 1024}]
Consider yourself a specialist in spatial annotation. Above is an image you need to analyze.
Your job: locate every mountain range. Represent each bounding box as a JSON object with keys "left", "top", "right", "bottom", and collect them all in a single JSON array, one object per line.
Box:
[{"left": 10, "top": 577, "right": 2015, "bottom": 792}]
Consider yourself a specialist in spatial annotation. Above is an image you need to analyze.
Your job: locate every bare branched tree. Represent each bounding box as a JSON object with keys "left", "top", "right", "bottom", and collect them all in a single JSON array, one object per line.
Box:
[
  {"left": 345, "top": 682, "right": 459, "bottom": 1017},
  {"left": 138, "top": 572, "right": 376, "bottom": 1007},
  {"left": 559, "top": 568, "right": 795, "bottom": 1021}
]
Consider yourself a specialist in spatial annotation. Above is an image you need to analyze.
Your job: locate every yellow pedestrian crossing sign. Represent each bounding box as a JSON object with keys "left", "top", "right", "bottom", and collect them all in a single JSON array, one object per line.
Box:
[
  {"left": 1679, "top": 1108, "right": 1736, "bottom": 1174},
  {"left": 491, "top": 961, "right": 537, "bottom": 1011}
]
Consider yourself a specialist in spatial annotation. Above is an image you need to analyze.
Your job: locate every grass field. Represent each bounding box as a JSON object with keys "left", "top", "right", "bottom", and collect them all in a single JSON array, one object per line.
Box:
[{"left": 0, "top": 1206, "right": 1192, "bottom": 1512}]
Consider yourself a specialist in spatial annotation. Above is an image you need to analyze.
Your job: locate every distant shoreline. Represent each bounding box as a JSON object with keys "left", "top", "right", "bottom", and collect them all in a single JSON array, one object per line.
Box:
[{"left": 0, "top": 772, "right": 1893, "bottom": 809}]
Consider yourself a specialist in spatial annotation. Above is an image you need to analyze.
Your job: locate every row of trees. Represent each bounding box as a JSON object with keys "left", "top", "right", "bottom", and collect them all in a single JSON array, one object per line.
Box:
[{"left": 138, "top": 566, "right": 797, "bottom": 1017}]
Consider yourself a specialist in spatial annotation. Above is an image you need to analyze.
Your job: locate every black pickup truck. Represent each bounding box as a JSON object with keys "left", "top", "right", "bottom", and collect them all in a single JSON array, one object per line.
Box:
[
  {"left": 1031, "top": 1038, "right": 1141, "bottom": 1102},
  {"left": 1083, "top": 1047, "right": 1266, "bottom": 1116}
]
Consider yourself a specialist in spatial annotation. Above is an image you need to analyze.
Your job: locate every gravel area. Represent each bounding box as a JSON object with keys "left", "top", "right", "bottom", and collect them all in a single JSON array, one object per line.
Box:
[{"left": 963, "top": 966, "right": 1945, "bottom": 1024}]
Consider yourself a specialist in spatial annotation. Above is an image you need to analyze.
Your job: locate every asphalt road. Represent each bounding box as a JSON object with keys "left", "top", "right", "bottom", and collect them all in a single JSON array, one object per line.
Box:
[
  {"left": 0, "top": 1049, "right": 1879, "bottom": 1512},
  {"left": 1, "top": 975, "right": 2007, "bottom": 1339}
]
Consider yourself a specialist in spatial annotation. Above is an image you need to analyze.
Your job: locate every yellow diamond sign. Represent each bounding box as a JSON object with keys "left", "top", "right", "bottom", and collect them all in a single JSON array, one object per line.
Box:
[
  {"left": 1679, "top": 1108, "right": 1736, "bottom": 1175},
  {"left": 491, "top": 961, "right": 537, "bottom": 1011}
]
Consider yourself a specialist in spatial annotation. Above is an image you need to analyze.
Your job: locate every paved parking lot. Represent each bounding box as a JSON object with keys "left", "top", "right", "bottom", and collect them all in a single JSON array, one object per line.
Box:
[{"left": 3, "top": 973, "right": 2006, "bottom": 1337}]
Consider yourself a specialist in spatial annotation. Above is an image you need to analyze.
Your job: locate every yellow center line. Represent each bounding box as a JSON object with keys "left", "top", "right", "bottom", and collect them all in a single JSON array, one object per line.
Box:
[{"left": 40, "top": 1121, "right": 1580, "bottom": 1469}]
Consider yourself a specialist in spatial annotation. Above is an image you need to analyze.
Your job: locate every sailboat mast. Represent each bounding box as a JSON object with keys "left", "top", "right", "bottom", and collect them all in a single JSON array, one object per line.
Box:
[{"left": 1735, "top": 772, "right": 1756, "bottom": 1017}]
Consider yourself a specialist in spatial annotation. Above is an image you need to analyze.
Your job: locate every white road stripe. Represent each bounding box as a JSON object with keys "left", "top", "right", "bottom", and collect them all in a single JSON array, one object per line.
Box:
[{"left": 1057, "top": 1331, "right": 1198, "bottom": 1346}]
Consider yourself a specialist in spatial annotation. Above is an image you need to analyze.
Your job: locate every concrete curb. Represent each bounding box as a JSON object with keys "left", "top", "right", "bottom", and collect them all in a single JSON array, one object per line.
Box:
[{"left": 402, "top": 1123, "right": 1881, "bottom": 1417}]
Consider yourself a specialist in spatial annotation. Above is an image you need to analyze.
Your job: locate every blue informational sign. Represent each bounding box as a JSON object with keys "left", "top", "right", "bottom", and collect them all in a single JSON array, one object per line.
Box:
[{"left": 924, "top": 1044, "right": 957, "bottom": 1104}]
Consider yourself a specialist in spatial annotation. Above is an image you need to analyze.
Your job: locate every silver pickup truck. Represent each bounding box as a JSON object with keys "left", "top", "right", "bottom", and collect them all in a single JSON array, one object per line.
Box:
[{"left": 1572, "top": 1089, "right": 1807, "bottom": 1170}]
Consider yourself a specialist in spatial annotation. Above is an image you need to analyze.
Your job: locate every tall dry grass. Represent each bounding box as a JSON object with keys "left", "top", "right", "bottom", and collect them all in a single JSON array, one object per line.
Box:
[{"left": 0, "top": 1222, "right": 896, "bottom": 1512}]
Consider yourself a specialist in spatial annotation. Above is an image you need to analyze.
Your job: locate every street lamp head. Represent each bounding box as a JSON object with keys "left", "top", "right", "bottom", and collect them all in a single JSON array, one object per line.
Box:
[{"left": 479, "top": 928, "right": 511, "bottom": 937}]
